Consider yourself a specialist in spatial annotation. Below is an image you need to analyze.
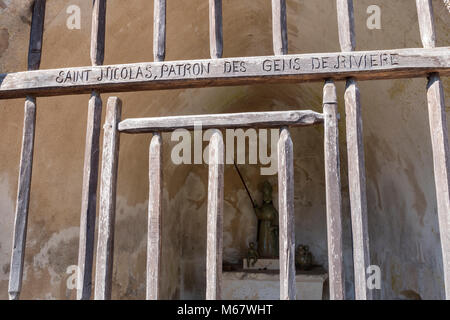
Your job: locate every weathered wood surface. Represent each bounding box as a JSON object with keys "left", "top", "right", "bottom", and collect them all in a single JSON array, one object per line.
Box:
[
  {"left": 77, "top": 92, "right": 102, "bottom": 300},
  {"left": 76, "top": 0, "right": 107, "bottom": 300},
  {"left": 119, "top": 110, "right": 323, "bottom": 133},
  {"left": 28, "top": 0, "right": 46, "bottom": 70},
  {"left": 272, "top": 0, "right": 288, "bottom": 55},
  {"left": 416, "top": 0, "right": 436, "bottom": 49},
  {"left": 344, "top": 79, "right": 371, "bottom": 300},
  {"left": 9, "top": 1, "right": 46, "bottom": 300},
  {"left": 147, "top": 133, "right": 163, "bottom": 300},
  {"left": 336, "top": 0, "right": 355, "bottom": 52},
  {"left": 209, "top": 0, "right": 223, "bottom": 59},
  {"left": 0, "top": 47, "right": 449, "bottom": 99},
  {"left": 337, "top": 0, "right": 371, "bottom": 300},
  {"left": 323, "top": 80, "right": 345, "bottom": 300},
  {"left": 154, "top": 0, "right": 166, "bottom": 62},
  {"left": 8, "top": 97, "right": 37, "bottom": 300},
  {"left": 91, "top": 0, "right": 107, "bottom": 66},
  {"left": 416, "top": 0, "right": 450, "bottom": 299},
  {"left": 206, "top": 130, "right": 224, "bottom": 300},
  {"left": 278, "top": 127, "right": 296, "bottom": 300},
  {"left": 94, "top": 97, "right": 122, "bottom": 300},
  {"left": 426, "top": 74, "right": 450, "bottom": 300}
]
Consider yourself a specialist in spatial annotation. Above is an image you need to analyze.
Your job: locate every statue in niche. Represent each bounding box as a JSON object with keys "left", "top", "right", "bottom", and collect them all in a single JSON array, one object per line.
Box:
[
  {"left": 246, "top": 242, "right": 259, "bottom": 267},
  {"left": 296, "top": 244, "right": 313, "bottom": 270},
  {"left": 253, "top": 181, "right": 279, "bottom": 259}
]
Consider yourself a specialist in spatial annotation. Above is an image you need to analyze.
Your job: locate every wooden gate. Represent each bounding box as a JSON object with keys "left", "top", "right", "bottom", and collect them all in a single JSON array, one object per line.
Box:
[{"left": 1, "top": 0, "right": 449, "bottom": 300}]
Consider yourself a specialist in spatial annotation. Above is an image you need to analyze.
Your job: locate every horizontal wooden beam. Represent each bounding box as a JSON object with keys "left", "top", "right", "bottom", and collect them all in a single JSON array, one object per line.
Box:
[
  {"left": 118, "top": 110, "right": 324, "bottom": 133},
  {"left": 0, "top": 47, "right": 449, "bottom": 99}
]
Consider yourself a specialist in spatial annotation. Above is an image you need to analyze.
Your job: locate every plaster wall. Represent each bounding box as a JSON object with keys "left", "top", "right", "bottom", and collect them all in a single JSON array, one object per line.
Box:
[{"left": 0, "top": 0, "right": 449, "bottom": 299}]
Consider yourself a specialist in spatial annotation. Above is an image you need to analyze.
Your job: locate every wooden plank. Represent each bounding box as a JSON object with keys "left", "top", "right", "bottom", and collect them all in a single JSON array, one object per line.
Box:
[
  {"left": 8, "top": 1, "right": 46, "bottom": 300},
  {"left": 146, "top": 133, "right": 163, "bottom": 300},
  {"left": 209, "top": 0, "right": 223, "bottom": 59},
  {"left": 416, "top": 0, "right": 450, "bottom": 299},
  {"left": 426, "top": 73, "right": 450, "bottom": 300},
  {"left": 337, "top": 0, "right": 371, "bottom": 300},
  {"left": 28, "top": 0, "right": 46, "bottom": 71},
  {"left": 8, "top": 97, "right": 37, "bottom": 300},
  {"left": 344, "top": 79, "right": 371, "bottom": 300},
  {"left": 323, "top": 80, "right": 345, "bottom": 300},
  {"left": 94, "top": 97, "right": 122, "bottom": 300},
  {"left": 154, "top": 0, "right": 166, "bottom": 62},
  {"left": 415, "top": 0, "right": 435, "bottom": 49},
  {"left": 271, "top": 0, "right": 288, "bottom": 55},
  {"left": 278, "top": 127, "right": 296, "bottom": 300},
  {"left": 76, "top": 0, "right": 107, "bottom": 300},
  {"left": 206, "top": 130, "right": 224, "bottom": 300},
  {"left": 0, "top": 47, "right": 449, "bottom": 99},
  {"left": 119, "top": 110, "right": 323, "bottom": 133},
  {"left": 336, "top": 0, "right": 355, "bottom": 52},
  {"left": 91, "top": 0, "right": 107, "bottom": 66},
  {"left": 76, "top": 92, "right": 102, "bottom": 300}
]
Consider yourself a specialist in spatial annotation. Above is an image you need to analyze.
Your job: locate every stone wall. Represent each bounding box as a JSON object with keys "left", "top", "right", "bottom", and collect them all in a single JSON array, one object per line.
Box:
[{"left": 0, "top": 0, "right": 449, "bottom": 299}]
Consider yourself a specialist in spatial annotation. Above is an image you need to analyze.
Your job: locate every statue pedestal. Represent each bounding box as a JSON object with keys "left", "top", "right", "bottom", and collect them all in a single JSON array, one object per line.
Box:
[{"left": 222, "top": 267, "right": 327, "bottom": 300}]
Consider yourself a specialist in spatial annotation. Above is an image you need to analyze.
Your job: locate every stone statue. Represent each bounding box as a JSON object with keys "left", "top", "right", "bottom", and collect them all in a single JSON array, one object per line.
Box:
[
  {"left": 253, "top": 181, "right": 279, "bottom": 258},
  {"left": 296, "top": 244, "right": 313, "bottom": 270},
  {"left": 246, "top": 242, "right": 259, "bottom": 267}
]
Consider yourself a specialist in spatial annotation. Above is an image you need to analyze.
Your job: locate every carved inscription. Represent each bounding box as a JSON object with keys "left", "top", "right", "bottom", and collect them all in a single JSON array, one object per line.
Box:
[{"left": 53, "top": 52, "right": 402, "bottom": 84}]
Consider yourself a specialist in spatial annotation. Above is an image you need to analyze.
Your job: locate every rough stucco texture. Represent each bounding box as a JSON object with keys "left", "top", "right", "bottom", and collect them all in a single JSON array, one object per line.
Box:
[{"left": 0, "top": 0, "right": 449, "bottom": 299}]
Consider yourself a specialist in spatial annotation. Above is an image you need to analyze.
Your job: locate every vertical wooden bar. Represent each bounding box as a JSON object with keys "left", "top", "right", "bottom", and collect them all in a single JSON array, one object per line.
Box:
[
  {"left": 336, "top": 0, "right": 371, "bottom": 300},
  {"left": 9, "top": 0, "right": 46, "bottom": 300},
  {"left": 206, "top": 130, "right": 224, "bottom": 300},
  {"left": 146, "top": 133, "right": 163, "bottom": 300},
  {"left": 415, "top": 0, "right": 436, "bottom": 49},
  {"left": 209, "top": 0, "right": 223, "bottom": 59},
  {"left": 153, "top": 0, "right": 166, "bottom": 62},
  {"left": 91, "top": 0, "right": 107, "bottom": 67},
  {"left": 77, "top": 0, "right": 107, "bottom": 300},
  {"left": 27, "top": 0, "right": 46, "bottom": 71},
  {"left": 94, "top": 97, "right": 122, "bottom": 300},
  {"left": 278, "top": 127, "right": 296, "bottom": 300},
  {"left": 323, "top": 80, "right": 345, "bottom": 300},
  {"left": 416, "top": 0, "right": 450, "bottom": 299},
  {"left": 77, "top": 92, "right": 102, "bottom": 300},
  {"left": 271, "top": 0, "right": 288, "bottom": 55}
]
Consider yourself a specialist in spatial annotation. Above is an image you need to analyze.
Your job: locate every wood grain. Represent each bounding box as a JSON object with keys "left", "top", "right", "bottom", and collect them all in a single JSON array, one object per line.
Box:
[
  {"left": 209, "top": 0, "right": 223, "bottom": 59},
  {"left": 206, "top": 130, "right": 224, "bottom": 300},
  {"left": 272, "top": 0, "right": 288, "bottom": 55},
  {"left": 426, "top": 74, "right": 450, "bottom": 299},
  {"left": 336, "top": 0, "right": 355, "bottom": 52},
  {"left": 1, "top": 47, "right": 448, "bottom": 99},
  {"left": 9, "top": 0, "right": 46, "bottom": 300},
  {"left": 154, "top": 0, "right": 166, "bottom": 62},
  {"left": 8, "top": 97, "right": 37, "bottom": 300},
  {"left": 119, "top": 110, "right": 323, "bottom": 133},
  {"left": 337, "top": 0, "right": 371, "bottom": 299},
  {"left": 28, "top": 0, "right": 46, "bottom": 71},
  {"left": 416, "top": 0, "right": 450, "bottom": 299},
  {"left": 416, "top": 0, "right": 436, "bottom": 49},
  {"left": 147, "top": 133, "right": 163, "bottom": 300},
  {"left": 323, "top": 80, "right": 345, "bottom": 300},
  {"left": 278, "top": 127, "right": 296, "bottom": 300},
  {"left": 91, "top": 0, "right": 107, "bottom": 66},
  {"left": 77, "top": 0, "right": 107, "bottom": 300},
  {"left": 344, "top": 79, "right": 371, "bottom": 300},
  {"left": 94, "top": 97, "right": 122, "bottom": 300},
  {"left": 77, "top": 92, "right": 102, "bottom": 300}
]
